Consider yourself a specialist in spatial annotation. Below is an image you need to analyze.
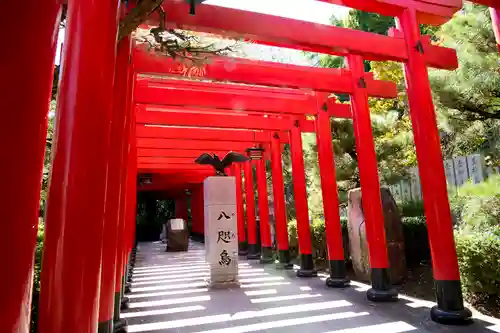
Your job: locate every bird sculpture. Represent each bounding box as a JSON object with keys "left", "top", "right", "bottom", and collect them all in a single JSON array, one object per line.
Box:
[{"left": 195, "top": 152, "right": 249, "bottom": 176}]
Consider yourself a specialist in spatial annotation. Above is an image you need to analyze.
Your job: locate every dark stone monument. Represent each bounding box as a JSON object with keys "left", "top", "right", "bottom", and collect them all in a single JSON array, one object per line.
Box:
[{"left": 166, "top": 218, "right": 189, "bottom": 252}]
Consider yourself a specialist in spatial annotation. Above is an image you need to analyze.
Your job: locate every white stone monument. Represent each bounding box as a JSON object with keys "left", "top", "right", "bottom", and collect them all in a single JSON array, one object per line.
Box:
[
  {"left": 409, "top": 167, "right": 422, "bottom": 201},
  {"left": 454, "top": 156, "right": 469, "bottom": 187},
  {"left": 400, "top": 180, "right": 412, "bottom": 202},
  {"left": 203, "top": 176, "right": 239, "bottom": 288},
  {"left": 444, "top": 159, "right": 457, "bottom": 189},
  {"left": 390, "top": 183, "right": 402, "bottom": 202},
  {"left": 467, "top": 153, "right": 484, "bottom": 184}
]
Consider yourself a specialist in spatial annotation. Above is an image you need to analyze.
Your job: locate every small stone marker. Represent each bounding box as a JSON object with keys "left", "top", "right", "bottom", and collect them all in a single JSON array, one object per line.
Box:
[{"left": 166, "top": 218, "right": 188, "bottom": 252}]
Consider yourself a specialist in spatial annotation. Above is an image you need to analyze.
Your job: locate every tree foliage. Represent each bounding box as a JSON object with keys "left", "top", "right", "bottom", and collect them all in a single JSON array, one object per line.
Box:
[
  {"left": 429, "top": 4, "right": 500, "bottom": 165},
  {"left": 302, "top": 3, "right": 500, "bottom": 211}
]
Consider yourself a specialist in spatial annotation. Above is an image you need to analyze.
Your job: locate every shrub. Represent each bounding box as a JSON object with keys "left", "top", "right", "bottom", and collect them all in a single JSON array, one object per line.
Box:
[
  {"left": 398, "top": 200, "right": 425, "bottom": 217},
  {"left": 401, "top": 216, "right": 430, "bottom": 265},
  {"left": 287, "top": 218, "right": 349, "bottom": 263},
  {"left": 451, "top": 175, "right": 500, "bottom": 314},
  {"left": 455, "top": 228, "right": 500, "bottom": 308},
  {"left": 451, "top": 175, "right": 500, "bottom": 232}
]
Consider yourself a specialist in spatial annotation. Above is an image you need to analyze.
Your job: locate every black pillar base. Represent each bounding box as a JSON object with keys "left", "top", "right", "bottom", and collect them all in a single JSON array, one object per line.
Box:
[
  {"left": 367, "top": 268, "right": 398, "bottom": 302},
  {"left": 120, "top": 296, "right": 130, "bottom": 310},
  {"left": 430, "top": 280, "right": 473, "bottom": 325},
  {"left": 297, "top": 254, "right": 317, "bottom": 278},
  {"left": 247, "top": 243, "right": 260, "bottom": 260},
  {"left": 238, "top": 241, "right": 248, "bottom": 256},
  {"left": 98, "top": 320, "right": 113, "bottom": 333},
  {"left": 276, "top": 249, "right": 293, "bottom": 270},
  {"left": 113, "top": 318, "right": 128, "bottom": 333},
  {"left": 259, "top": 246, "right": 274, "bottom": 264},
  {"left": 326, "top": 260, "right": 350, "bottom": 288}
]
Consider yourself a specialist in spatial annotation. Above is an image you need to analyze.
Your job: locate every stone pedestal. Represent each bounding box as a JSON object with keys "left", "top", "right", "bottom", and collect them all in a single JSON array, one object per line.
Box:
[
  {"left": 204, "top": 176, "right": 239, "bottom": 288},
  {"left": 166, "top": 219, "right": 188, "bottom": 252},
  {"left": 347, "top": 187, "right": 406, "bottom": 284}
]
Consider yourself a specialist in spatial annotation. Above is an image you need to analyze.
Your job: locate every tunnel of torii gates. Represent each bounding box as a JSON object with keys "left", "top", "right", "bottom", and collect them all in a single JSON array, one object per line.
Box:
[{"left": 3, "top": 0, "right": 500, "bottom": 332}]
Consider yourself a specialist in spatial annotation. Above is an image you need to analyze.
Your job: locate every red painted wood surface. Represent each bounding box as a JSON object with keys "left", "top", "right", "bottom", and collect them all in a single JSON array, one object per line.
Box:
[
  {"left": 158, "top": 1, "right": 458, "bottom": 69},
  {"left": 1, "top": 1, "right": 60, "bottom": 332},
  {"left": 134, "top": 48, "right": 397, "bottom": 98},
  {"left": 37, "top": 0, "right": 120, "bottom": 331}
]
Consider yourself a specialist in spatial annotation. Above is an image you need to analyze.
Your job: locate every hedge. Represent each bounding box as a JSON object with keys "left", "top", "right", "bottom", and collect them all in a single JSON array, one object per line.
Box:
[
  {"left": 452, "top": 176, "right": 500, "bottom": 313},
  {"left": 286, "top": 216, "right": 429, "bottom": 266}
]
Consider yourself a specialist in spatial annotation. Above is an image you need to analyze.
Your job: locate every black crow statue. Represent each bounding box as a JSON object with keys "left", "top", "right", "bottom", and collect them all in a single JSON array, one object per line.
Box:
[{"left": 195, "top": 152, "right": 249, "bottom": 176}]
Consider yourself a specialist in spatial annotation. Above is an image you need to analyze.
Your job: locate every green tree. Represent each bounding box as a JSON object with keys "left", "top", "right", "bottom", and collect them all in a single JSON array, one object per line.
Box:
[{"left": 429, "top": 3, "right": 500, "bottom": 165}]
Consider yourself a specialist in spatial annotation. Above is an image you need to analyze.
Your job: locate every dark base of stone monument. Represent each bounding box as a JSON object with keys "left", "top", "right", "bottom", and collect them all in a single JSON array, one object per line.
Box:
[
  {"left": 238, "top": 242, "right": 248, "bottom": 256},
  {"left": 166, "top": 226, "right": 189, "bottom": 251},
  {"left": 431, "top": 280, "right": 473, "bottom": 325},
  {"left": 297, "top": 254, "right": 317, "bottom": 278},
  {"left": 259, "top": 246, "right": 274, "bottom": 264},
  {"left": 367, "top": 268, "right": 398, "bottom": 302},
  {"left": 247, "top": 244, "right": 261, "bottom": 260},
  {"left": 326, "top": 260, "right": 350, "bottom": 288},
  {"left": 113, "top": 319, "right": 127, "bottom": 333},
  {"left": 166, "top": 247, "right": 188, "bottom": 252},
  {"left": 120, "top": 297, "right": 130, "bottom": 310}
]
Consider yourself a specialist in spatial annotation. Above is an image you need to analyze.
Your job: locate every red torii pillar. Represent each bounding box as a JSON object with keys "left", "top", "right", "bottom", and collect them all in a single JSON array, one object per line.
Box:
[
  {"left": 255, "top": 156, "right": 274, "bottom": 263},
  {"left": 315, "top": 96, "right": 350, "bottom": 288},
  {"left": 397, "top": 9, "right": 472, "bottom": 324},
  {"left": 243, "top": 160, "right": 259, "bottom": 259},
  {"left": 113, "top": 53, "right": 135, "bottom": 333},
  {"left": 98, "top": 35, "right": 132, "bottom": 333},
  {"left": 347, "top": 54, "right": 397, "bottom": 301},
  {"left": 1, "top": 2, "right": 60, "bottom": 332},
  {"left": 290, "top": 121, "right": 316, "bottom": 277},
  {"left": 231, "top": 164, "right": 248, "bottom": 255},
  {"left": 125, "top": 106, "right": 138, "bottom": 286},
  {"left": 37, "top": 0, "right": 120, "bottom": 332},
  {"left": 271, "top": 133, "right": 293, "bottom": 269}
]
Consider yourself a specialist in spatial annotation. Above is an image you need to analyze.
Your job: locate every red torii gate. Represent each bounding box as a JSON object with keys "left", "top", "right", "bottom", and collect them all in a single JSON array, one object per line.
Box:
[
  {"left": 132, "top": 71, "right": 396, "bottom": 274},
  {"left": 6, "top": 0, "right": 500, "bottom": 332}
]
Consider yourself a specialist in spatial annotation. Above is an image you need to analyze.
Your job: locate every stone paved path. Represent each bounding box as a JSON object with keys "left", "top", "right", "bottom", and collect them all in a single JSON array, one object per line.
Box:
[{"left": 122, "top": 242, "right": 500, "bottom": 333}]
